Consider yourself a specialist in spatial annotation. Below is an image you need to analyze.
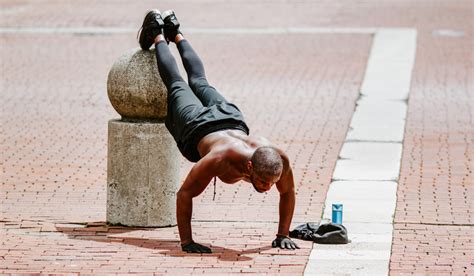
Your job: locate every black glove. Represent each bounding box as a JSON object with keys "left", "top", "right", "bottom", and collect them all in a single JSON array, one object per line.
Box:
[
  {"left": 181, "top": 241, "right": 212, "bottom": 253},
  {"left": 272, "top": 235, "right": 300, "bottom": 250}
]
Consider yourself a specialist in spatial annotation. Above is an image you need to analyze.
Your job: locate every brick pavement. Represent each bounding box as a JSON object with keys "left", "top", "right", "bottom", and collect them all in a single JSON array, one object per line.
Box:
[
  {"left": 395, "top": 31, "right": 473, "bottom": 226},
  {"left": 0, "top": 10, "right": 371, "bottom": 272},
  {"left": 390, "top": 13, "right": 473, "bottom": 275},
  {"left": 2, "top": 0, "right": 473, "bottom": 275}
]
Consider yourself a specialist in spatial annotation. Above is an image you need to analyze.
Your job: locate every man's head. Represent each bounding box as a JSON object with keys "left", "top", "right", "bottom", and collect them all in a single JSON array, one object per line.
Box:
[{"left": 248, "top": 147, "right": 283, "bottom": 193}]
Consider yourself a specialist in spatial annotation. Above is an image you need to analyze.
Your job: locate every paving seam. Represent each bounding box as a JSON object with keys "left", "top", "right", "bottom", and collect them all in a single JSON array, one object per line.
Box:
[{"left": 304, "top": 29, "right": 417, "bottom": 275}]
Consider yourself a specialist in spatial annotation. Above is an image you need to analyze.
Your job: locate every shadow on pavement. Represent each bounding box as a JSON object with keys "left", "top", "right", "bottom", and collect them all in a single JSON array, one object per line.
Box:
[{"left": 56, "top": 222, "right": 273, "bottom": 262}]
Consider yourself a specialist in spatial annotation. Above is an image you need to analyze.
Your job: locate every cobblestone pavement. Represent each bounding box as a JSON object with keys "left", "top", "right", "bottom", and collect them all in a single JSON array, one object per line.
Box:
[
  {"left": 390, "top": 16, "right": 473, "bottom": 275},
  {"left": 1, "top": 0, "right": 473, "bottom": 275}
]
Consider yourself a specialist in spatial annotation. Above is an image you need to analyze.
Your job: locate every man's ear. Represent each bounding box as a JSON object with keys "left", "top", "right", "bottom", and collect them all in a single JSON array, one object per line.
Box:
[{"left": 247, "top": 160, "right": 253, "bottom": 172}]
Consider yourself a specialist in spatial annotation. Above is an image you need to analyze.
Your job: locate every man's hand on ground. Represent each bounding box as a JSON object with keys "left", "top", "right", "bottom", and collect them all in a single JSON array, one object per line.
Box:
[
  {"left": 181, "top": 241, "right": 212, "bottom": 253},
  {"left": 272, "top": 235, "right": 300, "bottom": 250}
]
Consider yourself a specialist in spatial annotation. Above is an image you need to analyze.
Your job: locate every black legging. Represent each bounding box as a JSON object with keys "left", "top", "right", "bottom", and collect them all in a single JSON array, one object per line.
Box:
[
  {"left": 154, "top": 39, "right": 250, "bottom": 162},
  {"left": 155, "top": 39, "right": 227, "bottom": 107}
]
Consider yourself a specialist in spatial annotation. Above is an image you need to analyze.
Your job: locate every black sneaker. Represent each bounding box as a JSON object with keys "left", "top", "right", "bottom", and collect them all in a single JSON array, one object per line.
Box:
[
  {"left": 162, "top": 10, "right": 182, "bottom": 43},
  {"left": 138, "top": 9, "right": 165, "bottom": 50}
]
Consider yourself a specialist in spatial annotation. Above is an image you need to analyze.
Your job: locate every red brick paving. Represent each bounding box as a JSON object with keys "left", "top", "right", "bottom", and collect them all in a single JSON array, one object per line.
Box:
[
  {"left": 1, "top": 220, "right": 313, "bottom": 274},
  {"left": 2, "top": 0, "right": 473, "bottom": 274},
  {"left": 391, "top": 224, "right": 473, "bottom": 275},
  {"left": 0, "top": 15, "right": 371, "bottom": 274},
  {"left": 395, "top": 33, "right": 473, "bottom": 226},
  {"left": 389, "top": 3, "right": 474, "bottom": 273}
]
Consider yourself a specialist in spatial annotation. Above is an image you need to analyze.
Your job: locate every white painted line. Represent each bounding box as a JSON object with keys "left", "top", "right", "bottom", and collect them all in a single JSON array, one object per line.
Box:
[
  {"left": 347, "top": 123, "right": 406, "bottom": 142},
  {"left": 0, "top": 27, "right": 136, "bottom": 34},
  {"left": 369, "top": 29, "right": 417, "bottom": 61},
  {"left": 333, "top": 159, "right": 401, "bottom": 181},
  {"left": 187, "top": 27, "right": 378, "bottom": 34},
  {"left": 339, "top": 222, "right": 394, "bottom": 234},
  {"left": 347, "top": 97, "right": 407, "bottom": 142},
  {"left": 322, "top": 200, "right": 396, "bottom": 223},
  {"left": 432, "top": 29, "right": 465, "bottom": 37},
  {"left": 304, "top": 28, "right": 417, "bottom": 276},
  {"left": 360, "top": 61, "right": 414, "bottom": 100},
  {"left": 325, "top": 181, "right": 398, "bottom": 200},
  {"left": 0, "top": 26, "right": 379, "bottom": 35},
  {"left": 343, "top": 233, "right": 393, "bottom": 244},
  {"left": 323, "top": 181, "right": 398, "bottom": 222},
  {"left": 339, "top": 142, "right": 403, "bottom": 161},
  {"left": 360, "top": 29, "right": 417, "bottom": 100},
  {"left": 332, "top": 142, "right": 402, "bottom": 181},
  {"left": 352, "top": 97, "right": 408, "bottom": 121},
  {"left": 309, "top": 249, "right": 391, "bottom": 260},
  {"left": 305, "top": 260, "right": 390, "bottom": 276}
]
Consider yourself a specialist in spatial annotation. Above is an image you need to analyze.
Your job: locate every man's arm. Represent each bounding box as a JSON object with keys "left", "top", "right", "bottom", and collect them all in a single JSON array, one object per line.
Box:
[
  {"left": 274, "top": 153, "right": 299, "bottom": 249},
  {"left": 275, "top": 153, "right": 296, "bottom": 236},
  {"left": 176, "top": 153, "right": 220, "bottom": 250}
]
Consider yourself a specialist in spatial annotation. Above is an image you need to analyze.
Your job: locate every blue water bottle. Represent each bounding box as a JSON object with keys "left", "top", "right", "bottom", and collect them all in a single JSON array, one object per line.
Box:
[{"left": 332, "top": 204, "right": 343, "bottom": 224}]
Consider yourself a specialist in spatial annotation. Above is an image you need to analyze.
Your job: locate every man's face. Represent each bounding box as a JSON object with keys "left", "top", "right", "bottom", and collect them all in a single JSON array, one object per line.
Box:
[{"left": 250, "top": 172, "right": 280, "bottom": 193}]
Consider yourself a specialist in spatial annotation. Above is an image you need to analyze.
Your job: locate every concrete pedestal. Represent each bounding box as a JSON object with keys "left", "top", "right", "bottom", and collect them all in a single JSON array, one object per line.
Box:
[{"left": 107, "top": 120, "right": 179, "bottom": 227}]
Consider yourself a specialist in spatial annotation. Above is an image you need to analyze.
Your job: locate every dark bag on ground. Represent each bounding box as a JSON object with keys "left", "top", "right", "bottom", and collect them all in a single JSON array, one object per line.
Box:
[
  {"left": 289, "top": 222, "right": 319, "bottom": 241},
  {"left": 290, "top": 222, "right": 351, "bottom": 244}
]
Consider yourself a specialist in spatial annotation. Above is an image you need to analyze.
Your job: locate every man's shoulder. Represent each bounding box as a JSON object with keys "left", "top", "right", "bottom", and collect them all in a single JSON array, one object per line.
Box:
[
  {"left": 245, "top": 134, "right": 271, "bottom": 146},
  {"left": 215, "top": 144, "right": 247, "bottom": 160},
  {"left": 246, "top": 136, "right": 288, "bottom": 158},
  {"left": 204, "top": 141, "right": 249, "bottom": 164},
  {"left": 203, "top": 145, "right": 236, "bottom": 161}
]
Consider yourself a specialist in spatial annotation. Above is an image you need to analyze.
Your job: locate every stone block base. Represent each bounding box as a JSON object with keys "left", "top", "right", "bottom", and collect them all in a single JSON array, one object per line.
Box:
[{"left": 107, "top": 119, "right": 179, "bottom": 227}]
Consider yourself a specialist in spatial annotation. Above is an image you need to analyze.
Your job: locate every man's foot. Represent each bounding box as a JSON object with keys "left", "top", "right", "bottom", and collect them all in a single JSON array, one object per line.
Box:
[
  {"left": 138, "top": 9, "right": 165, "bottom": 50},
  {"left": 162, "top": 10, "right": 182, "bottom": 43}
]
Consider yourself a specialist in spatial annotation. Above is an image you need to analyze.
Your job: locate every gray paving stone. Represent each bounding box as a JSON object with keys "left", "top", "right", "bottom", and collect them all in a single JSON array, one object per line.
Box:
[
  {"left": 332, "top": 159, "right": 401, "bottom": 181},
  {"left": 344, "top": 233, "right": 393, "bottom": 244},
  {"left": 309, "top": 248, "right": 391, "bottom": 260},
  {"left": 304, "top": 259, "right": 389, "bottom": 275},
  {"left": 353, "top": 97, "right": 407, "bottom": 120},
  {"left": 341, "top": 222, "right": 393, "bottom": 234},
  {"left": 312, "top": 238, "right": 391, "bottom": 251},
  {"left": 369, "top": 29, "right": 417, "bottom": 62},
  {"left": 360, "top": 61, "right": 413, "bottom": 100},
  {"left": 338, "top": 142, "right": 402, "bottom": 161},
  {"left": 347, "top": 122, "right": 405, "bottom": 142},
  {"left": 333, "top": 142, "right": 402, "bottom": 180},
  {"left": 305, "top": 231, "right": 391, "bottom": 274},
  {"left": 323, "top": 200, "right": 396, "bottom": 223},
  {"left": 348, "top": 96, "right": 407, "bottom": 142},
  {"left": 360, "top": 29, "right": 416, "bottom": 102},
  {"left": 325, "top": 181, "right": 397, "bottom": 200},
  {"left": 323, "top": 181, "right": 397, "bottom": 222}
]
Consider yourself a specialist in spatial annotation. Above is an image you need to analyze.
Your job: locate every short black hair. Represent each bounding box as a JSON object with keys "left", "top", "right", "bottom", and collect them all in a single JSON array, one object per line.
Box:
[{"left": 251, "top": 147, "right": 283, "bottom": 177}]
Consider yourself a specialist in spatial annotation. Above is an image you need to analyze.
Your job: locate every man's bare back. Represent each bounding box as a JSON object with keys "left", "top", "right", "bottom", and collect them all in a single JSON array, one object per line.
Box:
[{"left": 197, "top": 129, "right": 274, "bottom": 185}]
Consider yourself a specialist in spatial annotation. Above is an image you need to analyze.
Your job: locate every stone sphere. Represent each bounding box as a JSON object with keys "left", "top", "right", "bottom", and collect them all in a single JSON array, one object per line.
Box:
[{"left": 107, "top": 48, "right": 167, "bottom": 120}]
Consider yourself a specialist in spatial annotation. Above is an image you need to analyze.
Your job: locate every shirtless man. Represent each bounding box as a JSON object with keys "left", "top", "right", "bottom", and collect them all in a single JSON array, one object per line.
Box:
[{"left": 138, "top": 9, "right": 299, "bottom": 253}]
